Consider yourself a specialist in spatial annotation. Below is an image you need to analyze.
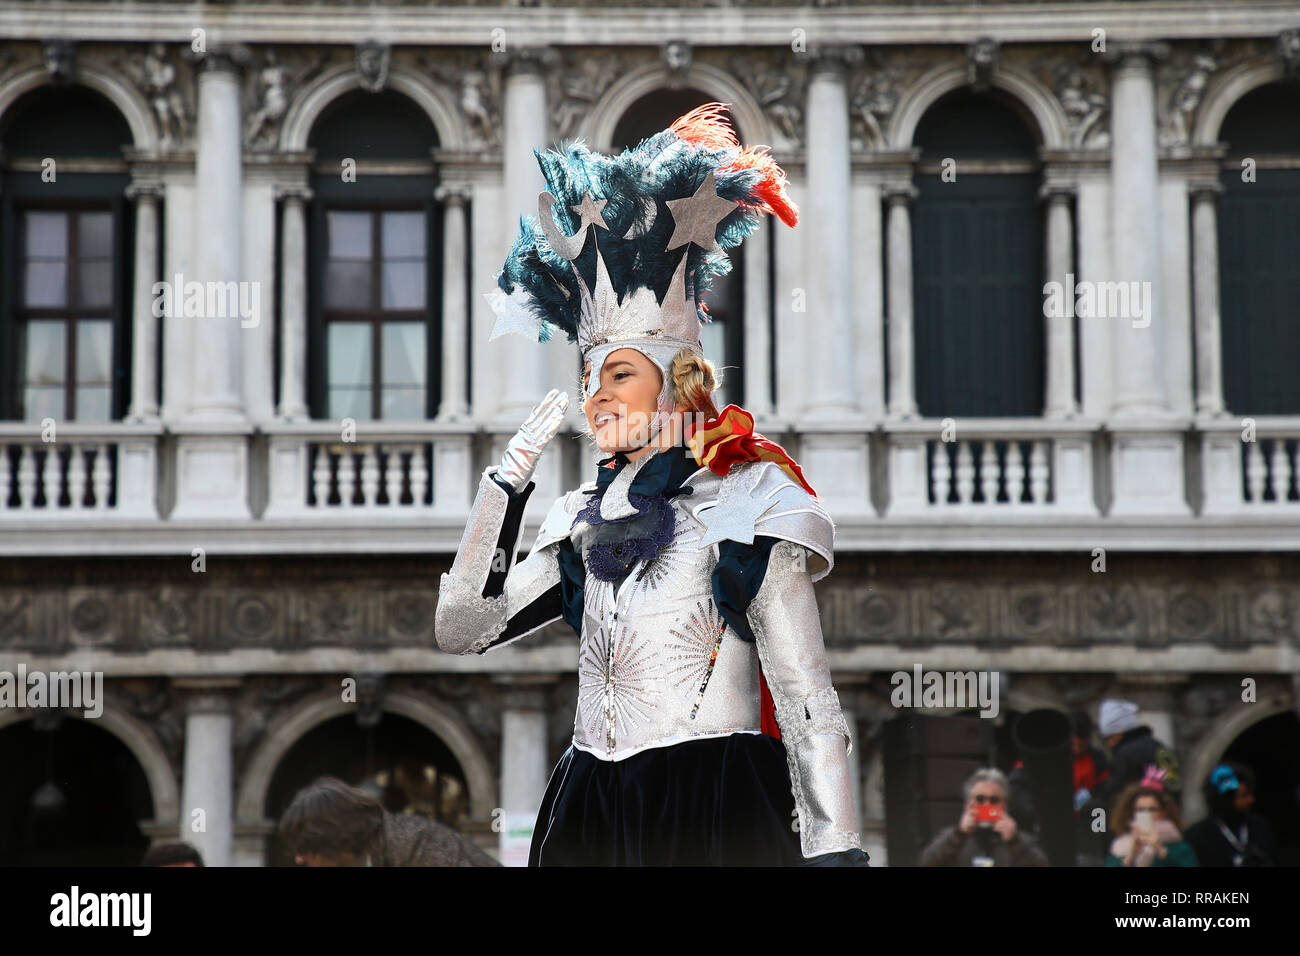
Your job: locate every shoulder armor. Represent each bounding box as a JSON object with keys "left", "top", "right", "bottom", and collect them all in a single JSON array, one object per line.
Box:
[
  {"left": 532, "top": 487, "right": 588, "bottom": 551},
  {"left": 688, "top": 460, "right": 836, "bottom": 582}
]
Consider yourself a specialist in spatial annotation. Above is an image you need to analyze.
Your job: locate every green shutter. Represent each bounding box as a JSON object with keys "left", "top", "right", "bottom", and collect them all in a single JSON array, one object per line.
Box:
[
  {"left": 1219, "top": 169, "right": 1300, "bottom": 414},
  {"left": 912, "top": 174, "right": 1044, "bottom": 417}
]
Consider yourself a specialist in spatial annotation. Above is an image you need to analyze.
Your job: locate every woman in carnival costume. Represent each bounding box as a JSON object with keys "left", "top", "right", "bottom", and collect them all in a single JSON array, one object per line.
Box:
[{"left": 435, "top": 103, "right": 868, "bottom": 866}]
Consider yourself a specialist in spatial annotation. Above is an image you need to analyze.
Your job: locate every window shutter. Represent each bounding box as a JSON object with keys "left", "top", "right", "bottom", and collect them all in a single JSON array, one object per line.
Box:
[{"left": 913, "top": 174, "right": 1044, "bottom": 417}]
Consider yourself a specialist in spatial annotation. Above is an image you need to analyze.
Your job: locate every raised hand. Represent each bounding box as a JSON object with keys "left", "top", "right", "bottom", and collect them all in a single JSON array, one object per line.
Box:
[{"left": 496, "top": 389, "right": 569, "bottom": 492}]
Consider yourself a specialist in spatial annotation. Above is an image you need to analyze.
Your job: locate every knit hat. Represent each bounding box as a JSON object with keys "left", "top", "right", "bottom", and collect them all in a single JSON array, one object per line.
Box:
[{"left": 1097, "top": 698, "right": 1140, "bottom": 737}]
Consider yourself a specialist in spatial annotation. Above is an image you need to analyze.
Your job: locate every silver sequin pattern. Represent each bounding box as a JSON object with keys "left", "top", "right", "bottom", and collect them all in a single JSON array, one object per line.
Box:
[
  {"left": 749, "top": 538, "right": 862, "bottom": 857},
  {"left": 434, "top": 454, "right": 862, "bottom": 858}
]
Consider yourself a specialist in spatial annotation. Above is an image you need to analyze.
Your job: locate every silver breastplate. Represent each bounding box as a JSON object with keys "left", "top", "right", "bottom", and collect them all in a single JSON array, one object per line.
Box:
[{"left": 569, "top": 492, "right": 762, "bottom": 760}]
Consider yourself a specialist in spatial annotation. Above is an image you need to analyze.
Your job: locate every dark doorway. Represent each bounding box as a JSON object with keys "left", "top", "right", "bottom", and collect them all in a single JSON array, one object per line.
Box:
[
  {"left": 1217, "top": 710, "right": 1300, "bottom": 865},
  {"left": 0, "top": 716, "right": 153, "bottom": 865},
  {"left": 263, "top": 712, "right": 471, "bottom": 865}
]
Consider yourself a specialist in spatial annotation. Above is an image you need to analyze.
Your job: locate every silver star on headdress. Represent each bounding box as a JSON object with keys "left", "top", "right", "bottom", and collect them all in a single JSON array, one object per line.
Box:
[
  {"left": 571, "top": 194, "right": 610, "bottom": 232},
  {"left": 694, "top": 465, "right": 778, "bottom": 548},
  {"left": 486, "top": 287, "right": 543, "bottom": 342},
  {"left": 664, "top": 170, "right": 738, "bottom": 252}
]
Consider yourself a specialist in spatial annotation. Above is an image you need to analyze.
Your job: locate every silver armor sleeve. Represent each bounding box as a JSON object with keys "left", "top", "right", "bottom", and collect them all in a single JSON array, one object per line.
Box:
[
  {"left": 748, "top": 538, "right": 861, "bottom": 859},
  {"left": 435, "top": 465, "right": 565, "bottom": 655}
]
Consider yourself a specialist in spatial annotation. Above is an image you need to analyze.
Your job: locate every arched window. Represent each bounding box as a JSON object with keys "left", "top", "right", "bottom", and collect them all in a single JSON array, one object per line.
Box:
[
  {"left": 1217, "top": 82, "right": 1300, "bottom": 415},
  {"left": 306, "top": 90, "right": 440, "bottom": 420},
  {"left": 0, "top": 86, "right": 133, "bottom": 422},
  {"left": 611, "top": 90, "right": 744, "bottom": 408},
  {"left": 911, "top": 89, "right": 1045, "bottom": 417}
]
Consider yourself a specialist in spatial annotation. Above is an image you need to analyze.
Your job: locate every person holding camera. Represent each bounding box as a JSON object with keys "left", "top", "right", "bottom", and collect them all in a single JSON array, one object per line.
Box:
[
  {"left": 1185, "top": 762, "right": 1278, "bottom": 867},
  {"left": 1103, "top": 766, "right": 1197, "bottom": 867},
  {"left": 920, "top": 768, "right": 1049, "bottom": 866}
]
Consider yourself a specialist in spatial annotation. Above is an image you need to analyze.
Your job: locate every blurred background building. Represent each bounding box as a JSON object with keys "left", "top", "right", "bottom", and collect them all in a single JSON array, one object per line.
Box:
[{"left": 0, "top": 0, "right": 1298, "bottom": 866}]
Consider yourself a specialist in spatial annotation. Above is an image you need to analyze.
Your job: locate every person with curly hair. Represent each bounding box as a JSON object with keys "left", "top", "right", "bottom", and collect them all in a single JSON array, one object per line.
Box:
[{"left": 1104, "top": 767, "right": 1198, "bottom": 867}]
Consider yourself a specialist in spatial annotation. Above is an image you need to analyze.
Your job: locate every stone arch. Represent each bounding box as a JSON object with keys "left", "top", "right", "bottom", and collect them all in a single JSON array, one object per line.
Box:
[
  {"left": 1194, "top": 57, "right": 1288, "bottom": 147},
  {"left": 0, "top": 63, "right": 159, "bottom": 151},
  {"left": 279, "top": 62, "right": 468, "bottom": 152},
  {"left": 1181, "top": 688, "right": 1295, "bottom": 822},
  {"left": 889, "top": 60, "right": 1068, "bottom": 152},
  {"left": 0, "top": 705, "right": 179, "bottom": 824},
  {"left": 581, "top": 62, "right": 774, "bottom": 151},
  {"left": 236, "top": 689, "right": 497, "bottom": 824}
]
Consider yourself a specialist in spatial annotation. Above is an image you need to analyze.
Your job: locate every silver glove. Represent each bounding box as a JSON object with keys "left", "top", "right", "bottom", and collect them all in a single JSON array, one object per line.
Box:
[{"left": 495, "top": 388, "right": 569, "bottom": 492}]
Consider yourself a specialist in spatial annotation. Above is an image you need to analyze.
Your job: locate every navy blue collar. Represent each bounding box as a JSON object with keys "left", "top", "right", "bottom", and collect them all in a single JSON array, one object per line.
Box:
[{"left": 594, "top": 445, "right": 700, "bottom": 500}]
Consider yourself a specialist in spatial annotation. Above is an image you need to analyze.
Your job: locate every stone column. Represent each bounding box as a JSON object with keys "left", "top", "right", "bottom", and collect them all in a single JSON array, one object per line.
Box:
[
  {"left": 742, "top": 222, "right": 773, "bottom": 419},
  {"left": 1104, "top": 43, "right": 1190, "bottom": 515},
  {"left": 126, "top": 182, "right": 163, "bottom": 421},
  {"left": 276, "top": 185, "right": 311, "bottom": 420},
  {"left": 496, "top": 679, "right": 551, "bottom": 867},
  {"left": 803, "top": 45, "right": 862, "bottom": 420},
  {"left": 176, "top": 678, "right": 240, "bottom": 867},
  {"left": 1072, "top": 168, "right": 1108, "bottom": 419},
  {"left": 435, "top": 182, "right": 471, "bottom": 422},
  {"left": 1191, "top": 182, "right": 1226, "bottom": 416},
  {"left": 1041, "top": 185, "right": 1079, "bottom": 418},
  {"left": 773, "top": 168, "right": 808, "bottom": 421},
  {"left": 852, "top": 171, "right": 885, "bottom": 420},
  {"left": 187, "top": 45, "right": 248, "bottom": 423},
  {"left": 497, "top": 48, "right": 554, "bottom": 427},
  {"left": 1106, "top": 43, "right": 1169, "bottom": 417},
  {"left": 884, "top": 185, "right": 919, "bottom": 419},
  {"left": 172, "top": 45, "right": 252, "bottom": 519}
]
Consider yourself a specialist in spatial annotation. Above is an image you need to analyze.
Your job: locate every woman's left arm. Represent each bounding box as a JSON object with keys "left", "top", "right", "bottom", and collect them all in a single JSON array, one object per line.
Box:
[{"left": 747, "top": 538, "right": 864, "bottom": 862}]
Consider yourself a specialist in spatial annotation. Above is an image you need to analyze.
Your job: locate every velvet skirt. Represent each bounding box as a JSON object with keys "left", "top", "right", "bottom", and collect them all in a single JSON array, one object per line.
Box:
[{"left": 527, "top": 732, "right": 804, "bottom": 866}]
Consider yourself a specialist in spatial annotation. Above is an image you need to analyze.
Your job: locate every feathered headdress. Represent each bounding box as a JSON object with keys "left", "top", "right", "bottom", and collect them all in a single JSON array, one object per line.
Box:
[{"left": 490, "top": 102, "right": 797, "bottom": 398}]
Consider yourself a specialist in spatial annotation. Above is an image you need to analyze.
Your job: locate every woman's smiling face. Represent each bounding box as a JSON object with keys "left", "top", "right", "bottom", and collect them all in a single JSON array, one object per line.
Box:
[{"left": 583, "top": 348, "right": 673, "bottom": 456}]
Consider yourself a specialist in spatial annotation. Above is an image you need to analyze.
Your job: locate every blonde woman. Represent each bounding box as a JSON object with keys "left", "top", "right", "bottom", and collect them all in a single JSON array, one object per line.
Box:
[{"left": 435, "top": 104, "right": 866, "bottom": 866}]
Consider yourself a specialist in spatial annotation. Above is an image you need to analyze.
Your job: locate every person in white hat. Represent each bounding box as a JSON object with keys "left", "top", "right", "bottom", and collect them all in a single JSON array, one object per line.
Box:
[{"left": 1095, "top": 698, "right": 1182, "bottom": 810}]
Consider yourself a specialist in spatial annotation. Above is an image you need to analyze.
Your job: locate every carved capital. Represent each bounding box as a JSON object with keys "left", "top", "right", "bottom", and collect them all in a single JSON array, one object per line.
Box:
[
  {"left": 186, "top": 43, "right": 252, "bottom": 76},
  {"left": 434, "top": 182, "right": 471, "bottom": 206},
  {"left": 882, "top": 183, "right": 919, "bottom": 206},
  {"left": 803, "top": 43, "right": 864, "bottom": 78},
  {"left": 273, "top": 183, "right": 314, "bottom": 205},
  {"left": 1038, "top": 182, "right": 1076, "bottom": 204},
  {"left": 173, "top": 677, "right": 242, "bottom": 715},
  {"left": 1104, "top": 41, "right": 1171, "bottom": 71},
  {"left": 504, "top": 45, "right": 558, "bottom": 79},
  {"left": 125, "top": 181, "right": 165, "bottom": 204}
]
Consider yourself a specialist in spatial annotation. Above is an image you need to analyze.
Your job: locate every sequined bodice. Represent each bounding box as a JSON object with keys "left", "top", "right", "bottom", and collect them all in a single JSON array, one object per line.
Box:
[{"left": 568, "top": 487, "right": 762, "bottom": 761}]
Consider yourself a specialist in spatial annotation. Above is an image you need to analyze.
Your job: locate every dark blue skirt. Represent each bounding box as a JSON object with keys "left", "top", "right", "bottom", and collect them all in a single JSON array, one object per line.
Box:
[{"left": 528, "top": 732, "right": 804, "bottom": 866}]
